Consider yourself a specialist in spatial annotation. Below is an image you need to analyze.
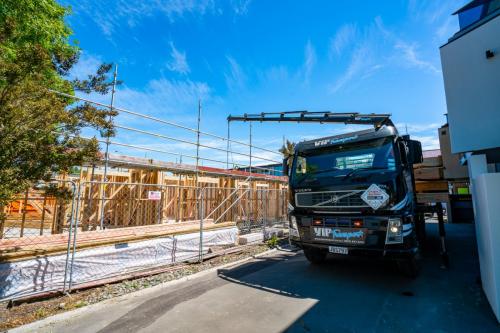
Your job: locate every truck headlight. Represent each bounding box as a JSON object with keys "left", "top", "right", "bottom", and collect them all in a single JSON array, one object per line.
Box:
[{"left": 386, "top": 217, "right": 403, "bottom": 244}]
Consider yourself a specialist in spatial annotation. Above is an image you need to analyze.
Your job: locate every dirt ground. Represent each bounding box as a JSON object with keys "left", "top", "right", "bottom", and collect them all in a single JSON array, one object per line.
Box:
[{"left": 0, "top": 243, "right": 273, "bottom": 331}]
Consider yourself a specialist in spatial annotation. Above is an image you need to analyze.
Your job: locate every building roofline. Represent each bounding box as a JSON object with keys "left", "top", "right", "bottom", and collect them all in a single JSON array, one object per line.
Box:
[
  {"left": 440, "top": 9, "right": 500, "bottom": 48},
  {"left": 452, "top": 0, "right": 489, "bottom": 15}
]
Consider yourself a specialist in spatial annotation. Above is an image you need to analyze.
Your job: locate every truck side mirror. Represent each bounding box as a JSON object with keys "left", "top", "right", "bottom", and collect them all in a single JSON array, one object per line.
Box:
[
  {"left": 407, "top": 140, "right": 423, "bottom": 164},
  {"left": 282, "top": 158, "right": 289, "bottom": 176}
]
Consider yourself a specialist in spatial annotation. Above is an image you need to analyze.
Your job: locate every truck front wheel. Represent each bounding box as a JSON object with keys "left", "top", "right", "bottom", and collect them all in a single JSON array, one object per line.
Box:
[{"left": 304, "top": 247, "right": 327, "bottom": 264}]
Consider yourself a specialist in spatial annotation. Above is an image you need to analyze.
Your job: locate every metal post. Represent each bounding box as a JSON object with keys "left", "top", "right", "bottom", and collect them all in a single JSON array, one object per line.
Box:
[
  {"left": 263, "top": 189, "right": 267, "bottom": 241},
  {"left": 249, "top": 123, "right": 252, "bottom": 174},
  {"left": 158, "top": 185, "right": 164, "bottom": 225},
  {"left": 199, "top": 188, "right": 204, "bottom": 262},
  {"left": 39, "top": 194, "right": 47, "bottom": 236},
  {"left": 99, "top": 64, "right": 118, "bottom": 230},
  {"left": 0, "top": 207, "right": 4, "bottom": 240},
  {"left": 20, "top": 189, "right": 29, "bottom": 237},
  {"left": 436, "top": 202, "right": 449, "bottom": 268},
  {"left": 226, "top": 121, "right": 230, "bottom": 169},
  {"left": 177, "top": 156, "right": 182, "bottom": 222},
  {"left": 249, "top": 123, "right": 253, "bottom": 229},
  {"left": 68, "top": 183, "right": 83, "bottom": 291},
  {"left": 62, "top": 180, "right": 77, "bottom": 293},
  {"left": 195, "top": 99, "right": 202, "bottom": 220}
]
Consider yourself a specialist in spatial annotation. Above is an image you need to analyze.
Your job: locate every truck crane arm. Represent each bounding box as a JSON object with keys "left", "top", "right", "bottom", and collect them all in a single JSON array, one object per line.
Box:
[{"left": 227, "top": 111, "right": 394, "bottom": 129}]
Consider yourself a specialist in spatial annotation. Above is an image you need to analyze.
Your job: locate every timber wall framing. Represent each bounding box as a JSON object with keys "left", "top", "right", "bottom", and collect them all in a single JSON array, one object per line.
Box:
[{"left": 1, "top": 157, "right": 288, "bottom": 239}]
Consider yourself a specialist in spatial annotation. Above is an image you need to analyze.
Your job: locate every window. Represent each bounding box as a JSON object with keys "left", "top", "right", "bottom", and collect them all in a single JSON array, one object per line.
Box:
[
  {"left": 458, "top": 5, "right": 484, "bottom": 29},
  {"left": 335, "top": 154, "right": 375, "bottom": 170},
  {"left": 487, "top": 0, "right": 500, "bottom": 14},
  {"left": 291, "top": 137, "right": 397, "bottom": 185}
]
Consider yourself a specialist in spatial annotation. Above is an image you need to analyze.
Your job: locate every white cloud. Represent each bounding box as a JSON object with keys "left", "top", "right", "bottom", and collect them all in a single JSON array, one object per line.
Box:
[
  {"left": 395, "top": 122, "right": 441, "bottom": 134},
  {"left": 329, "top": 44, "right": 374, "bottom": 93},
  {"left": 410, "top": 135, "right": 440, "bottom": 149},
  {"left": 71, "top": 0, "right": 216, "bottom": 37},
  {"left": 406, "top": 0, "right": 467, "bottom": 43},
  {"left": 394, "top": 41, "right": 440, "bottom": 74},
  {"left": 167, "top": 42, "right": 190, "bottom": 75},
  {"left": 329, "top": 23, "right": 357, "bottom": 59},
  {"left": 303, "top": 40, "right": 316, "bottom": 84},
  {"left": 328, "top": 17, "right": 392, "bottom": 94},
  {"left": 394, "top": 122, "right": 441, "bottom": 150},
  {"left": 69, "top": 53, "right": 103, "bottom": 80},
  {"left": 435, "top": 15, "right": 459, "bottom": 41},
  {"left": 76, "top": 76, "right": 214, "bottom": 125},
  {"left": 408, "top": 0, "right": 464, "bottom": 24},
  {"left": 231, "top": 0, "right": 252, "bottom": 15},
  {"left": 117, "top": 78, "right": 211, "bottom": 117},
  {"left": 375, "top": 16, "right": 440, "bottom": 74},
  {"left": 225, "top": 56, "right": 247, "bottom": 91}
]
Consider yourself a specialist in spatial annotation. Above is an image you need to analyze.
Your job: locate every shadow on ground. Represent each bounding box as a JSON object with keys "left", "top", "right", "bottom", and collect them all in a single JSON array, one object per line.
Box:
[{"left": 218, "top": 223, "right": 499, "bottom": 333}]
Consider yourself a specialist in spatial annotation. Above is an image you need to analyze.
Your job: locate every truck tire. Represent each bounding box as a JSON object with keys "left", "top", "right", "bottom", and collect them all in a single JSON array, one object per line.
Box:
[
  {"left": 397, "top": 256, "right": 420, "bottom": 278},
  {"left": 304, "top": 247, "right": 327, "bottom": 264}
]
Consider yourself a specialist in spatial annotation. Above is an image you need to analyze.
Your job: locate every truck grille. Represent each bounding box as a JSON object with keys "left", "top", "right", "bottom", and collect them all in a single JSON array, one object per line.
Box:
[{"left": 295, "top": 190, "right": 369, "bottom": 208}]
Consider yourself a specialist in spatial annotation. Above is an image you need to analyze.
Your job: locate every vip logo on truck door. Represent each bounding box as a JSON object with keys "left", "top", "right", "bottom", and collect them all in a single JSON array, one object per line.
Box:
[{"left": 313, "top": 227, "right": 367, "bottom": 244}]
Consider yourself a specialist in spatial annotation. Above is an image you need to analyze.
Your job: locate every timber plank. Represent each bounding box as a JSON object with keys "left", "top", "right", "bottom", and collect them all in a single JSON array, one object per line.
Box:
[{"left": 415, "top": 180, "right": 449, "bottom": 193}]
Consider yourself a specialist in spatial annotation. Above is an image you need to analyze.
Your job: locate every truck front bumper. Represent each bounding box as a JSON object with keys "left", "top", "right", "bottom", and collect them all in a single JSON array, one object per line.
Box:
[
  {"left": 289, "top": 214, "right": 418, "bottom": 260},
  {"left": 291, "top": 239, "right": 418, "bottom": 259}
]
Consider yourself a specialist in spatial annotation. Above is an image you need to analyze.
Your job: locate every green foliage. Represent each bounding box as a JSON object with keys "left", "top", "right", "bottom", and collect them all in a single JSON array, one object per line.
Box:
[
  {"left": 0, "top": 0, "right": 118, "bottom": 209},
  {"left": 279, "top": 140, "right": 295, "bottom": 169},
  {"left": 266, "top": 234, "right": 279, "bottom": 248}
]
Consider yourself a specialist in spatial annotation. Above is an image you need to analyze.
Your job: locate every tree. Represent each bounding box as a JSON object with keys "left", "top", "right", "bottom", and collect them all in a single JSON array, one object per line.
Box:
[
  {"left": 279, "top": 140, "right": 295, "bottom": 170},
  {"left": 0, "top": 0, "right": 118, "bottom": 211}
]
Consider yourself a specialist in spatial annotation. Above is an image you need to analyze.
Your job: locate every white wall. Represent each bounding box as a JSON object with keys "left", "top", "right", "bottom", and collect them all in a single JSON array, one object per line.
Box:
[
  {"left": 440, "top": 15, "right": 500, "bottom": 154},
  {"left": 473, "top": 173, "right": 500, "bottom": 323}
]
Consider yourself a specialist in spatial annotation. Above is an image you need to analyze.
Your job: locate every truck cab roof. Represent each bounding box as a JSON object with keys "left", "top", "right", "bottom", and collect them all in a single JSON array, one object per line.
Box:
[{"left": 295, "top": 125, "right": 398, "bottom": 153}]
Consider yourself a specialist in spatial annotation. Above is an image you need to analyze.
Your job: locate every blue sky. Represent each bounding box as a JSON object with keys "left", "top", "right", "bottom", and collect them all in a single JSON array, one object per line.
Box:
[{"left": 63, "top": 0, "right": 467, "bottom": 168}]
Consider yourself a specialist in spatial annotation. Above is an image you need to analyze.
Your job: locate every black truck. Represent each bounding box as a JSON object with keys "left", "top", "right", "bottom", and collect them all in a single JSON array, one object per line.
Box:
[{"left": 228, "top": 111, "right": 425, "bottom": 276}]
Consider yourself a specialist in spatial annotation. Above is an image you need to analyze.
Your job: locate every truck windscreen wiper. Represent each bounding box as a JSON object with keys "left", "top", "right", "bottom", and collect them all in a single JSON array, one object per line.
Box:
[{"left": 342, "top": 166, "right": 390, "bottom": 180}]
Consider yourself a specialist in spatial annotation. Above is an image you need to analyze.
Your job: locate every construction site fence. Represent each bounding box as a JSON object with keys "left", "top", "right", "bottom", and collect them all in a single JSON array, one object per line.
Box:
[{"left": 0, "top": 180, "right": 289, "bottom": 302}]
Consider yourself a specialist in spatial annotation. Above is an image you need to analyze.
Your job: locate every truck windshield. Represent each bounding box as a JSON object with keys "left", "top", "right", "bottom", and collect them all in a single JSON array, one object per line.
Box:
[{"left": 292, "top": 137, "right": 396, "bottom": 185}]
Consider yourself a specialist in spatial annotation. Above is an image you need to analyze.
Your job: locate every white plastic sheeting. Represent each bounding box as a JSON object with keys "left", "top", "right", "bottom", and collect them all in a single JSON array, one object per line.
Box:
[{"left": 0, "top": 227, "right": 238, "bottom": 300}]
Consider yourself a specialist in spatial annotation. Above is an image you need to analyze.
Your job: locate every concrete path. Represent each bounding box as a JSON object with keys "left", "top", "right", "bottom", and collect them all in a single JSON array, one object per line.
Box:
[{"left": 13, "top": 224, "right": 499, "bottom": 333}]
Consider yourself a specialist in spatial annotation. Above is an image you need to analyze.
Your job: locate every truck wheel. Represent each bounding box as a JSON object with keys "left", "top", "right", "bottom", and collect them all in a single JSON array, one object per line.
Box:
[
  {"left": 304, "top": 248, "right": 327, "bottom": 264},
  {"left": 397, "top": 256, "right": 419, "bottom": 278}
]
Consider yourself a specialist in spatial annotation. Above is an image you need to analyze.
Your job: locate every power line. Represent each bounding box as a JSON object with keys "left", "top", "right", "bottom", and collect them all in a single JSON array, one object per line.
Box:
[
  {"left": 114, "top": 124, "right": 281, "bottom": 164},
  {"left": 78, "top": 136, "right": 281, "bottom": 174},
  {"left": 49, "top": 90, "right": 282, "bottom": 156}
]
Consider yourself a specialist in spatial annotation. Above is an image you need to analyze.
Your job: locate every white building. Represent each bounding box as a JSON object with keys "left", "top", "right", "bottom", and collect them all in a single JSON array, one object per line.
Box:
[{"left": 440, "top": 0, "right": 500, "bottom": 322}]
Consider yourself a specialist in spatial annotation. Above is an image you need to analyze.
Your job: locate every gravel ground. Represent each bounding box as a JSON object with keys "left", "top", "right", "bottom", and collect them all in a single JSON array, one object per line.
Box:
[{"left": 0, "top": 243, "right": 275, "bottom": 331}]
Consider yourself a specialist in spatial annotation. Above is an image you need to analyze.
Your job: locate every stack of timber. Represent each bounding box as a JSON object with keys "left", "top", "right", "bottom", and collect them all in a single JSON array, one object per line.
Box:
[
  {"left": 439, "top": 124, "right": 469, "bottom": 180},
  {"left": 438, "top": 124, "right": 470, "bottom": 195},
  {"left": 413, "top": 149, "right": 456, "bottom": 222},
  {"left": 413, "top": 149, "right": 448, "bottom": 193},
  {"left": 438, "top": 125, "right": 473, "bottom": 222}
]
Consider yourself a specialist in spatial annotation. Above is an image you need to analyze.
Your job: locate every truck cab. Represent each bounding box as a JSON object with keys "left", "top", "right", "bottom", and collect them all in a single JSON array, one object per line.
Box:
[{"left": 286, "top": 125, "right": 423, "bottom": 275}]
